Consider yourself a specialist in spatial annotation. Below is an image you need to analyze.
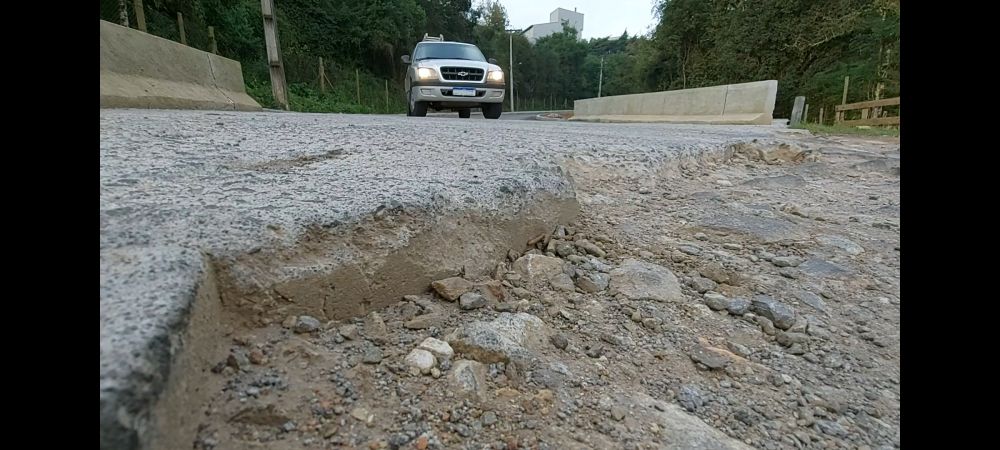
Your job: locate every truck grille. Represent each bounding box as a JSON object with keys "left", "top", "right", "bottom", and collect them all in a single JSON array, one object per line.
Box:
[{"left": 440, "top": 67, "right": 484, "bottom": 81}]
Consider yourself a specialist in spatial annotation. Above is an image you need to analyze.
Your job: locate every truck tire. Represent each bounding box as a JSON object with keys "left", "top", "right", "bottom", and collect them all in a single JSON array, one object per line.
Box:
[
  {"left": 408, "top": 89, "right": 427, "bottom": 117},
  {"left": 482, "top": 103, "right": 502, "bottom": 119}
]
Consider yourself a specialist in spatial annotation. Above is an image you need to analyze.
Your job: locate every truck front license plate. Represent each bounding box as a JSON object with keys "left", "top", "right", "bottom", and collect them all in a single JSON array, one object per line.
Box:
[{"left": 453, "top": 88, "right": 476, "bottom": 97}]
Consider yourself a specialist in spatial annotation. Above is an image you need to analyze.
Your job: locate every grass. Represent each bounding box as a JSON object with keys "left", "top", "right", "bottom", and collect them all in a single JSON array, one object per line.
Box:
[
  {"left": 795, "top": 122, "right": 900, "bottom": 138},
  {"left": 246, "top": 78, "right": 407, "bottom": 114}
]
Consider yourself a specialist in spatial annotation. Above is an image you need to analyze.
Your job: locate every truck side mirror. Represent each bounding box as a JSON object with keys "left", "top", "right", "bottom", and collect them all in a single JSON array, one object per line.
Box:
[
  {"left": 488, "top": 58, "right": 498, "bottom": 64},
  {"left": 401, "top": 55, "right": 411, "bottom": 64}
]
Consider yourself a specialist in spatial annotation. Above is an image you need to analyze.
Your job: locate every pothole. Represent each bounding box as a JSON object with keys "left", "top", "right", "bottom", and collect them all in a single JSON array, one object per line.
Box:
[{"left": 143, "top": 194, "right": 579, "bottom": 450}]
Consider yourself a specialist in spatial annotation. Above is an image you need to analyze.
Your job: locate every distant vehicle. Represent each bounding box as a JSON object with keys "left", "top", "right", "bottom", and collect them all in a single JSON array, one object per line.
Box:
[{"left": 401, "top": 34, "right": 506, "bottom": 119}]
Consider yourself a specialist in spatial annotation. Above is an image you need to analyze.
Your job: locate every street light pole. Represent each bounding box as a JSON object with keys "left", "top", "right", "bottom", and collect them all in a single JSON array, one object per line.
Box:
[
  {"left": 598, "top": 55, "right": 604, "bottom": 98},
  {"left": 509, "top": 32, "right": 515, "bottom": 112}
]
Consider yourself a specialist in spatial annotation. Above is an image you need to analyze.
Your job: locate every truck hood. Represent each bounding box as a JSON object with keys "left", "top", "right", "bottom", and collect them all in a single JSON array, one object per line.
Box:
[{"left": 416, "top": 59, "right": 499, "bottom": 72}]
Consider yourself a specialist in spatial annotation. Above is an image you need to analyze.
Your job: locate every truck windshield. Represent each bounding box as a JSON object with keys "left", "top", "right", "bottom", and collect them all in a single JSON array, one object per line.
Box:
[{"left": 413, "top": 43, "right": 486, "bottom": 62}]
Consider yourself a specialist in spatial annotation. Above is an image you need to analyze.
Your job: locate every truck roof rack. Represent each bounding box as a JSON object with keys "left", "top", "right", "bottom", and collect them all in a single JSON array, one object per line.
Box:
[{"left": 423, "top": 33, "right": 444, "bottom": 42}]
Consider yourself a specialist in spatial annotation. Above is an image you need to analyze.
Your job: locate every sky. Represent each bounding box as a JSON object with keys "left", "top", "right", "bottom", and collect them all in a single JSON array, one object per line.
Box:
[{"left": 499, "top": 0, "right": 659, "bottom": 40}]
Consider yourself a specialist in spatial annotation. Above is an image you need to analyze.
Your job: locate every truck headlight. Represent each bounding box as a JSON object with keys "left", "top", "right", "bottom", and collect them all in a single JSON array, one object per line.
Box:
[
  {"left": 487, "top": 70, "right": 504, "bottom": 82},
  {"left": 416, "top": 67, "right": 437, "bottom": 80}
]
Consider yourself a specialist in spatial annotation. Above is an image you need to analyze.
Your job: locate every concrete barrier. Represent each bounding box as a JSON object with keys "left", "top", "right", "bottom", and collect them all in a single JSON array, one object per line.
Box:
[
  {"left": 100, "top": 20, "right": 261, "bottom": 111},
  {"left": 572, "top": 80, "right": 777, "bottom": 125}
]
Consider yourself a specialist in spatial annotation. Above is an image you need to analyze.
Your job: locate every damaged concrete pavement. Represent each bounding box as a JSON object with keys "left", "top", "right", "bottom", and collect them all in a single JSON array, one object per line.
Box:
[{"left": 100, "top": 110, "right": 898, "bottom": 450}]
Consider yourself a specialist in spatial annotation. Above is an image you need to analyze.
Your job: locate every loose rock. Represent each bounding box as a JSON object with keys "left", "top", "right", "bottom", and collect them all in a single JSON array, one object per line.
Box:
[
  {"left": 404, "top": 314, "right": 444, "bottom": 330},
  {"left": 771, "top": 256, "right": 804, "bottom": 268},
  {"left": 549, "top": 273, "right": 576, "bottom": 292},
  {"left": 690, "top": 277, "right": 718, "bottom": 294},
  {"left": 550, "top": 333, "right": 569, "bottom": 350},
  {"left": 431, "top": 277, "right": 475, "bottom": 301},
  {"left": 404, "top": 349, "right": 436, "bottom": 373},
  {"left": 293, "top": 315, "right": 321, "bottom": 334},
  {"left": 418, "top": 337, "right": 454, "bottom": 360},
  {"left": 512, "top": 254, "right": 567, "bottom": 287},
  {"left": 610, "top": 259, "right": 684, "bottom": 302},
  {"left": 677, "top": 385, "right": 705, "bottom": 412},
  {"left": 703, "top": 292, "right": 730, "bottom": 311},
  {"left": 362, "top": 346, "right": 383, "bottom": 364},
  {"left": 446, "top": 313, "right": 549, "bottom": 366},
  {"left": 339, "top": 324, "right": 361, "bottom": 341},
  {"left": 227, "top": 350, "right": 250, "bottom": 371},
  {"left": 576, "top": 272, "right": 610, "bottom": 293},
  {"left": 575, "top": 239, "right": 606, "bottom": 257},
  {"left": 751, "top": 295, "right": 797, "bottom": 330},
  {"left": 450, "top": 359, "right": 488, "bottom": 397},
  {"left": 459, "top": 292, "right": 487, "bottom": 310},
  {"left": 775, "top": 331, "right": 809, "bottom": 347},
  {"left": 727, "top": 298, "right": 751, "bottom": 315},
  {"left": 678, "top": 245, "right": 702, "bottom": 256},
  {"left": 689, "top": 343, "right": 731, "bottom": 369}
]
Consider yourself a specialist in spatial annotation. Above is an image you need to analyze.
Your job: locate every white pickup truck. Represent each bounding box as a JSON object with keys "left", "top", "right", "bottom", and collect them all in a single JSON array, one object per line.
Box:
[{"left": 401, "top": 35, "right": 506, "bottom": 119}]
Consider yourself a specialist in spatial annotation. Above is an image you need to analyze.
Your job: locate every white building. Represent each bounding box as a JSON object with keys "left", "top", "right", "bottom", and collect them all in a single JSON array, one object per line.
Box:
[{"left": 522, "top": 7, "right": 584, "bottom": 44}]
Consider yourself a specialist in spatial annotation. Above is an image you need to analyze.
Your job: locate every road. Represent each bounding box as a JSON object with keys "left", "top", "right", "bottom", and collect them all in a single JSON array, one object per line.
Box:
[{"left": 100, "top": 109, "right": 796, "bottom": 448}]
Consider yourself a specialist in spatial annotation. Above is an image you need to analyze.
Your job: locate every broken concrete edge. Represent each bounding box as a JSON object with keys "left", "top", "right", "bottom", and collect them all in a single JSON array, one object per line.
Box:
[
  {"left": 99, "top": 20, "right": 261, "bottom": 111},
  {"left": 100, "top": 246, "right": 211, "bottom": 450},
  {"left": 99, "top": 190, "right": 578, "bottom": 450},
  {"left": 572, "top": 80, "right": 777, "bottom": 125}
]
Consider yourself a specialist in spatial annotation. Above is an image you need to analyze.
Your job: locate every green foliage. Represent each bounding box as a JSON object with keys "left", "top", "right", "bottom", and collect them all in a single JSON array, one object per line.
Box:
[{"left": 646, "top": 0, "right": 900, "bottom": 116}]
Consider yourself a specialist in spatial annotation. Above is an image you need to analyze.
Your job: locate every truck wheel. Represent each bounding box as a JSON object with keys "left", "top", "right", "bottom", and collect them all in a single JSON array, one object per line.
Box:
[
  {"left": 459, "top": 109, "right": 471, "bottom": 118},
  {"left": 482, "top": 103, "right": 502, "bottom": 119},
  {"left": 408, "top": 89, "right": 427, "bottom": 117}
]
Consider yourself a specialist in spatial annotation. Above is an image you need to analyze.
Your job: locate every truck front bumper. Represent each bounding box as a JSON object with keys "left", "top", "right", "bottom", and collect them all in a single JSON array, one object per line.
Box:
[{"left": 411, "top": 82, "right": 506, "bottom": 105}]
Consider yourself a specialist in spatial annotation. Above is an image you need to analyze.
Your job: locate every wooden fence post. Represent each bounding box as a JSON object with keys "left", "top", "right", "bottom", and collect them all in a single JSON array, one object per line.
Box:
[
  {"left": 132, "top": 0, "right": 146, "bottom": 32},
  {"left": 208, "top": 26, "right": 218, "bottom": 54},
  {"left": 842, "top": 76, "right": 850, "bottom": 105},
  {"left": 384, "top": 80, "right": 389, "bottom": 113},
  {"left": 819, "top": 107, "right": 825, "bottom": 126},
  {"left": 356, "top": 69, "right": 361, "bottom": 105},
  {"left": 873, "top": 82, "right": 885, "bottom": 118},
  {"left": 318, "top": 57, "right": 326, "bottom": 94},
  {"left": 804, "top": 104, "right": 809, "bottom": 124},
  {"left": 177, "top": 12, "right": 186, "bottom": 45},
  {"left": 790, "top": 96, "right": 806, "bottom": 126}
]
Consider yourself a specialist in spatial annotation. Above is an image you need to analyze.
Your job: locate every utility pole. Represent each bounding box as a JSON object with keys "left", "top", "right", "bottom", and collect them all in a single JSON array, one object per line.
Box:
[
  {"left": 261, "top": 0, "right": 289, "bottom": 110},
  {"left": 598, "top": 55, "right": 604, "bottom": 98}
]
